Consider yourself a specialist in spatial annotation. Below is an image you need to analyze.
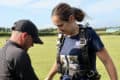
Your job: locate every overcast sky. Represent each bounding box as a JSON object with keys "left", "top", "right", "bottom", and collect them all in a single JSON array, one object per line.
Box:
[{"left": 0, "top": 0, "right": 120, "bottom": 29}]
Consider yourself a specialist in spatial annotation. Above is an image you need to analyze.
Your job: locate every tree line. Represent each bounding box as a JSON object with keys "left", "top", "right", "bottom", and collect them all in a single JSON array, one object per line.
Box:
[
  {"left": 0, "top": 26, "right": 120, "bottom": 36},
  {"left": 0, "top": 27, "right": 57, "bottom": 36}
]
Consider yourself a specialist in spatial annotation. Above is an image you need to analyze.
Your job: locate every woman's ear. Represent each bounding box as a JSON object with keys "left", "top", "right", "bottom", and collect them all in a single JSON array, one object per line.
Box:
[{"left": 69, "top": 15, "right": 75, "bottom": 22}]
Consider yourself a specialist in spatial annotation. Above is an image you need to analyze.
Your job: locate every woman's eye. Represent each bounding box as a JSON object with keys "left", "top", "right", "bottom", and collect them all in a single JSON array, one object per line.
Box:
[{"left": 57, "top": 24, "right": 63, "bottom": 27}]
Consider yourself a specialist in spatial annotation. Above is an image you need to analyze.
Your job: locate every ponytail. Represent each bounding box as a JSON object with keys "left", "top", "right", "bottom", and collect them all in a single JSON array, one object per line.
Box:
[{"left": 72, "top": 7, "right": 85, "bottom": 22}]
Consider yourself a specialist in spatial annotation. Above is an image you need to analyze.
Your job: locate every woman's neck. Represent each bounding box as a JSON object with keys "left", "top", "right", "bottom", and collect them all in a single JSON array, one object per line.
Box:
[{"left": 69, "top": 24, "right": 79, "bottom": 37}]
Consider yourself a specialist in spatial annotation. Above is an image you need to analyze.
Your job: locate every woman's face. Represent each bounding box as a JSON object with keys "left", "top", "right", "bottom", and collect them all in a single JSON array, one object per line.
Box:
[{"left": 52, "top": 15, "right": 75, "bottom": 35}]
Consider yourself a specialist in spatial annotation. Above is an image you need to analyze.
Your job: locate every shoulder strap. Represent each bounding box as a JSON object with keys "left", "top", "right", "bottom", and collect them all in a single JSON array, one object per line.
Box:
[
  {"left": 56, "top": 33, "right": 65, "bottom": 73},
  {"left": 57, "top": 33, "right": 65, "bottom": 53},
  {"left": 79, "top": 26, "right": 92, "bottom": 70}
]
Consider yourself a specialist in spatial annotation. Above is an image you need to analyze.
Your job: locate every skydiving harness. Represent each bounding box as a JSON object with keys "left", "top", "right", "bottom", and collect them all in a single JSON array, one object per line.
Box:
[{"left": 56, "top": 26, "right": 101, "bottom": 80}]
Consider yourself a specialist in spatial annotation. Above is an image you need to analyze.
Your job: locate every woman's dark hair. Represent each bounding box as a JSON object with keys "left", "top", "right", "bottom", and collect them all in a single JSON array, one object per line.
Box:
[{"left": 52, "top": 3, "right": 85, "bottom": 22}]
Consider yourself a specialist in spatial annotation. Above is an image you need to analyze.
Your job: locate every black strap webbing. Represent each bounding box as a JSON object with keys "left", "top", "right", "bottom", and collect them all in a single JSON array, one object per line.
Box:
[
  {"left": 79, "top": 27, "right": 91, "bottom": 70},
  {"left": 56, "top": 33, "right": 65, "bottom": 73}
]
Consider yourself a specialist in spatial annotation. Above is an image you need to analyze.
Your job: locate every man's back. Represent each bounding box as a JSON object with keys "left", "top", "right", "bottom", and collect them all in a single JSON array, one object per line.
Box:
[{"left": 0, "top": 40, "right": 38, "bottom": 80}]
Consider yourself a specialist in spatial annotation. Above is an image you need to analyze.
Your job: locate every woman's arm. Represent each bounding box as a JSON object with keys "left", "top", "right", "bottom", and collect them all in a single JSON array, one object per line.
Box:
[
  {"left": 45, "top": 62, "right": 58, "bottom": 80},
  {"left": 97, "top": 48, "right": 118, "bottom": 80}
]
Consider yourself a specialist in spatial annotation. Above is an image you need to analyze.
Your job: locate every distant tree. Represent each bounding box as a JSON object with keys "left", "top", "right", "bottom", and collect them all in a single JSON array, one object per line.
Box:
[
  {"left": 0, "top": 27, "right": 11, "bottom": 32},
  {"left": 39, "top": 28, "right": 57, "bottom": 33}
]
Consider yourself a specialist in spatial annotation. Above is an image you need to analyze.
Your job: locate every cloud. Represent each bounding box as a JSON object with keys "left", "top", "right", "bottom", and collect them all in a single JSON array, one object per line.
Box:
[
  {"left": 29, "top": 0, "right": 82, "bottom": 9},
  {"left": 0, "top": 0, "right": 83, "bottom": 9},
  {"left": 29, "top": 0, "right": 55, "bottom": 9},
  {"left": 87, "top": 0, "right": 120, "bottom": 14},
  {"left": 0, "top": 0, "right": 32, "bottom": 6}
]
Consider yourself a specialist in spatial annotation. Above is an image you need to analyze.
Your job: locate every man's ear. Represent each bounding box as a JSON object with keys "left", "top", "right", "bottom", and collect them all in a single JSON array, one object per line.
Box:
[
  {"left": 22, "top": 32, "right": 28, "bottom": 38},
  {"left": 18, "top": 32, "right": 28, "bottom": 46},
  {"left": 20, "top": 32, "right": 28, "bottom": 42},
  {"left": 69, "top": 15, "right": 75, "bottom": 22}
]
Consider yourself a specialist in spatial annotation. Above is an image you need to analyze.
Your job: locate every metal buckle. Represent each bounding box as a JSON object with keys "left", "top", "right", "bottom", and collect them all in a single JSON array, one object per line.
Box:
[
  {"left": 80, "top": 38, "right": 87, "bottom": 48},
  {"left": 87, "top": 70, "right": 95, "bottom": 78},
  {"left": 80, "top": 38, "right": 86, "bottom": 45}
]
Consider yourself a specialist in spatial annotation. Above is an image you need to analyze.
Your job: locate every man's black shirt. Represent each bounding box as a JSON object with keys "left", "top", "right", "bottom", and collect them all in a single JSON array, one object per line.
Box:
[{"left": 0, "top": 40, "right": 38, "bottom": 80}]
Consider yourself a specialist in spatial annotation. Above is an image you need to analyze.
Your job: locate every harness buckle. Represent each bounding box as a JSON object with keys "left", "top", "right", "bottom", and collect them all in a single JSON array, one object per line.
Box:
[
  {"left": 79, "top": 38, "right": 87, "bottom": 48},
  {"left": 87, "top": 70, "right": 95, "bottom": 78}
]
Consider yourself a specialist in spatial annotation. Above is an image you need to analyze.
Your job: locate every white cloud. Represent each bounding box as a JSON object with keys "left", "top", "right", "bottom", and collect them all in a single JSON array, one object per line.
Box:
[
  {"left": 0, "top": 0, "right": 83, "bottom": 9},
  {"left": 1, "top": 0, "right": 119, "bottom": 13},
  {"left": 29, "top": 0, "right": 56, "bottom": 9},
  {"left": 0, "top": 0, "right": 32, "bottom": 6},
  {"left": 29, "top": 0, "right": 82, "bottom": 9},
  {"left": 87, "top": 0, "right": 120, "bottom": 14}
]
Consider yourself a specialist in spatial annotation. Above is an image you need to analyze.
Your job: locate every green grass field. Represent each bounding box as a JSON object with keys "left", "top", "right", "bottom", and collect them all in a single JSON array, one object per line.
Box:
[{"left": 0, "top": 35, "right": 120, "bottom": 80}]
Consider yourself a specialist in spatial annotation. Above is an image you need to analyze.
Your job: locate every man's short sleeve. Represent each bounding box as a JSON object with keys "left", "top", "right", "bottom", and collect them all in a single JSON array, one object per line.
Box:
[
  {"left": 14, "top": 51, "right": 39, "bottom": 80},
  {"left": 6, "top": 47, "right": 38, "bottom": 80}
]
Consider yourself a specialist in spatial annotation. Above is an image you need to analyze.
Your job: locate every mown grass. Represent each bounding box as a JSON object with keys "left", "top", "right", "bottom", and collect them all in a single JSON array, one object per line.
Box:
[{"left": 0, "top": 35, "right": 120, "bottom": 80}]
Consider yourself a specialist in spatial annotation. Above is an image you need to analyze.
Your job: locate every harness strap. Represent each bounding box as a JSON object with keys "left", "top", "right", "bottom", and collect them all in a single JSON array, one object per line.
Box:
[
  {"left": 57, "top": 33, "right": 65, "bottom": 73},
  {"left": 79, "top": 27, "right": 91, "bottom": 70},
  {"left": 79, "top": 27, "right": 101, "bottom": 79}
]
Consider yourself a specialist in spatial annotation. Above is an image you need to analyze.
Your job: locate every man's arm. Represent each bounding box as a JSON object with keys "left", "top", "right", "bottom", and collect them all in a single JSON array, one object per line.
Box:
[
  {"left": 15, "top": 52, "right": 39, "bottom": 80},
  {"left": 97, "top": 48, "right": 118, "bottom": 80}
]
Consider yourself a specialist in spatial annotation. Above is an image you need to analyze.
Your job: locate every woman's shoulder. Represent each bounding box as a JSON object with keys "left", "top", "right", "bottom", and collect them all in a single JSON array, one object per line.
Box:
[
  {"left": 79, "top": 24, "right": 94, "bottom": 34},
  {"left": 79, "top": 24, "right": 93, "bottom": 30}
]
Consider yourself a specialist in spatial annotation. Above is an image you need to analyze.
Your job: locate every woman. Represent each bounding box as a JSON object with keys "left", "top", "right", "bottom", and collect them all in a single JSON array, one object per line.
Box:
[{"left": 45, "top": 3, "right": 117, "bottom": 80}]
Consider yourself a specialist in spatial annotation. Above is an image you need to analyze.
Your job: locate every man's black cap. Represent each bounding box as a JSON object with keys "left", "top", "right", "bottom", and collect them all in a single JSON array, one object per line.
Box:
[{"left": 12, "top": 19, "right": 43, "bottom": 44}]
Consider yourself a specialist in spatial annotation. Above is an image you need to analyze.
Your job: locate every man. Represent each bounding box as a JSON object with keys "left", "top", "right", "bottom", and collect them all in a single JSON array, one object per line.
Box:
[{"left": 0, "top": 19, "right": 43, "bottom": 80}]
